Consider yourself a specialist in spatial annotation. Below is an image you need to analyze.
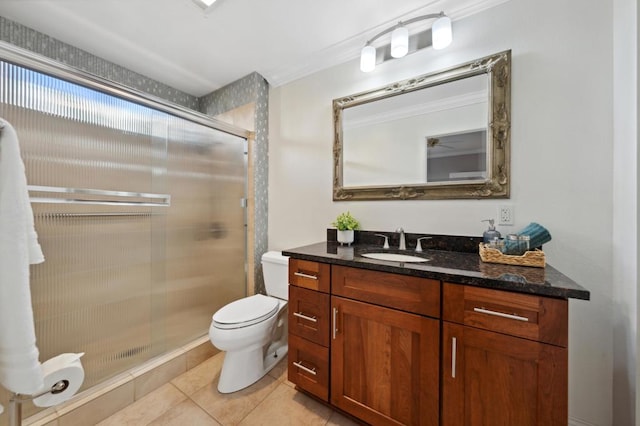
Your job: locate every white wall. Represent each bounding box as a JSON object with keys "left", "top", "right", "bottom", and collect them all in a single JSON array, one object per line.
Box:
[
  {"left": 269, "top": 0, "right": 617, "bottom": 424},
  {"left": 612, "top": 1, "right": 638, "bottom": 425}
]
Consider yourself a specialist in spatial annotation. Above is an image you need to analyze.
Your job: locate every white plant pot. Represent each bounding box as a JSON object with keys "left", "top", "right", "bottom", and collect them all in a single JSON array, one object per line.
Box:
[{"left": 337, "top": 230, "right": 354, "bottom": 246}]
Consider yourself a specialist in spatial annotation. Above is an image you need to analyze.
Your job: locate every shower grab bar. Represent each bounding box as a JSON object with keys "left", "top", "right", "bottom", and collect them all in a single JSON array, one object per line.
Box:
[{"left": 27, "top": 185, "right": 170, "bottom": 207}]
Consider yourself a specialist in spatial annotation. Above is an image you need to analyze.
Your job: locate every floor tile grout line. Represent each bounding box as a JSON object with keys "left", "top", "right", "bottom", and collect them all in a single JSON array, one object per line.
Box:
[
  {"left": 159, "top": 381, "right": 221, "bottom": 426},
  {"left": 137, "top": 383, "right": 189, "bottom": 426},
  {"left": 234, "top": 379, "right": 286, "bottom": 426},
  {"left": 184, "top": 393, "right": 224, "bottom": 426},
  {"left": 186, "top": 384, "right": 228, "bottom": 426}
]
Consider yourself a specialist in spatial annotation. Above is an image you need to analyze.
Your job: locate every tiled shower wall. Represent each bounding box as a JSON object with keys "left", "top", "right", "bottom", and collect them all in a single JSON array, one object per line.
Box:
[{"left": 0, "top": 15, "right": 269, "bottom": 293}]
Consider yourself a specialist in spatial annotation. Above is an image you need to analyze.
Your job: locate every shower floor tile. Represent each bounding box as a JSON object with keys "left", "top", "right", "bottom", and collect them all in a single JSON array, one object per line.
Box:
[{"left": 98, "top": 352, "right": 359, "bottom": 426}]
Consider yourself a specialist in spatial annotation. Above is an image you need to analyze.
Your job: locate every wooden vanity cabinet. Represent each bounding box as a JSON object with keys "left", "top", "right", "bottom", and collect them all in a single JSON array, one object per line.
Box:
[
  {"left": 287, "top": 259, "right": 572, "bottom": 426},
  {"left": 441, "top": 283, "right": 568, "bottom": 426},
  {"left": 287, "top": 259, "right": 331, "bottom": 401},
  {"left": 330, "top": 266, "right": 441, "bottom": 426}
]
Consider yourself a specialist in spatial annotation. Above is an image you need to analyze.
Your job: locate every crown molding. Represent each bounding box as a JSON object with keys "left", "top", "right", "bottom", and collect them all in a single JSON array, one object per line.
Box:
[{"left": 262, "top": 0, "right": 512, "bottom": 88}]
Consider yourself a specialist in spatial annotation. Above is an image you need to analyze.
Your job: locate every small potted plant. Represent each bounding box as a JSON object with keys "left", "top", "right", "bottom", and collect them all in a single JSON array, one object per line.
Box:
[{"left": 332, "top": 211, "right": 360, "bottom": 245}]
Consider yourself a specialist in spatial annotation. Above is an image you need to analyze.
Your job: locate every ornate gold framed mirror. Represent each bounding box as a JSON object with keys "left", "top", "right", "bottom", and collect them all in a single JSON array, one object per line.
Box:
[{"left": 333, "top": 50, "right": 511, "bottom": 200}]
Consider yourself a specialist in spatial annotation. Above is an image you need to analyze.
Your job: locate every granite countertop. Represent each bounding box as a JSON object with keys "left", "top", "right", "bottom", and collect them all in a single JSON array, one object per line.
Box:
[{"left": 282, "top": 237, "right": 590, "bottom": 301}]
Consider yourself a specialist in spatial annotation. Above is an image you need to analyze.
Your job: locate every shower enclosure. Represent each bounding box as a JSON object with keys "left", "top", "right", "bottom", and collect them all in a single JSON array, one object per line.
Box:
[{"left": 0, "top": 49, "right": 248, "bottom": 392}]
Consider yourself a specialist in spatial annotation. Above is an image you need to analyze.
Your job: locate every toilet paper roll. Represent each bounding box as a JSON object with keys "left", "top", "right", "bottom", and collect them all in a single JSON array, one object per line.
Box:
[{"left": 33, "top": 353, "right": 85, "bottom": 408}]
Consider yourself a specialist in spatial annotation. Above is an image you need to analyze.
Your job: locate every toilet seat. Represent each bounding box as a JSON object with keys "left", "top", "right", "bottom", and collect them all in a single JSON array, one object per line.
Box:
[{"left": 212, "top": 294, "right": 280, "bottom": 330}]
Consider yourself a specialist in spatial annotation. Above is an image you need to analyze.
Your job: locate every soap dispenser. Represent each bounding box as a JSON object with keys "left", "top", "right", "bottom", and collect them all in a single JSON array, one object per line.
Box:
[{"left": 481, "top": 219, "right": 501, "bottom": 243}]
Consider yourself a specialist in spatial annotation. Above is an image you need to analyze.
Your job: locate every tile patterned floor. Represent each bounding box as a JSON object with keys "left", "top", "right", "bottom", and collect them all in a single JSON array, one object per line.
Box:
[{"left": 97, "top": 352, "right": 361, "bottom": 426}]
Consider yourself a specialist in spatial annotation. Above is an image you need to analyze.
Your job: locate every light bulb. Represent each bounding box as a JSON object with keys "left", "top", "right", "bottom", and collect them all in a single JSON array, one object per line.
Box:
[
  {"left": 432, "top": 15, "right": 452, "bottom": 50},
  {"left": 390, "top": 26, "right": 409, "bottom": 58},
  {"left": 360, "top": 45, "right": 376, "bottom": 72}
]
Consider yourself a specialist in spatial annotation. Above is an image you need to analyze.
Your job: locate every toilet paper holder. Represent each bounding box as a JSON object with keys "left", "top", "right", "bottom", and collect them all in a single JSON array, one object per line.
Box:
[
  {"left": 8, "top": 351, "right": 84, "bottom": 426},
  {"left": 8, "top": 380, "right": 68, "bottom": 426}
]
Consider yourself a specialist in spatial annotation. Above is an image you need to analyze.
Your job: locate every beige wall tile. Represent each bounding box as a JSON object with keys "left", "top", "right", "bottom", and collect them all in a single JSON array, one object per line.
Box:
[
  {"left": 133, "top": 354, "right": 186, "bottom": 399},
  {"left": 147, "top": 399, "right": 220, "bottom": 426},
  {"left": 57, "top": 381, "right": 134, "bottom": 426},
  {"left": 171, "top": 352, "right": 224, "bottom": 396},
  {"left": 96, "top": 383, "right": 186, "bottom": 426},
  {"left": 191, "top": 374, "right": 279, "bottom": 425},
  {"left": 238, "top": 383, "right": 332, "bottom": 426}
]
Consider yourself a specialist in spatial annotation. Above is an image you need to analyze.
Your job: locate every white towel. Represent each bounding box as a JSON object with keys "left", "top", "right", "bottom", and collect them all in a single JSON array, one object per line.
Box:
[{"left": 0, "top": 117, "right": 45, "bottom": 395}]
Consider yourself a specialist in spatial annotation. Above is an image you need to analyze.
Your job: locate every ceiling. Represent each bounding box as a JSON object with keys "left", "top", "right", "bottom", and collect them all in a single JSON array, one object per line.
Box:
[{"left": 0, "top": 0, "right": 506, "bottom": 97}]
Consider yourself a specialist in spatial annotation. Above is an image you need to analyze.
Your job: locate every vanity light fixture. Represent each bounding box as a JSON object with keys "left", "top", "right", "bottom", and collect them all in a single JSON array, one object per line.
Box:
[
  {"left": 360, "top": 11, "right": 452, "bottom": 72},
  {"left": 192, "top": 0, "right": 218, "bottom": 11},
  {"left": 390, "top": 26, "right": 409, "bottom": 58}
]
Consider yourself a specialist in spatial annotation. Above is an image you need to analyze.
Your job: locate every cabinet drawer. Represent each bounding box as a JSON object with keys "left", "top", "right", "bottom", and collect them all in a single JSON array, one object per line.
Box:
[
  {"left": 288, "top": 334, "right": 329, "bottom": 401},
  {"left": 332, "top": 265, "right": 440, "bottom": 318},
  {"left": 288, "top": 285, "right": 330, "bottom": 347},
  {"left": 443, "top": 283, "right": 568, "bottom": 347},
  {"left": 289, "top": 259, "right": 331, "bottom": 293}
]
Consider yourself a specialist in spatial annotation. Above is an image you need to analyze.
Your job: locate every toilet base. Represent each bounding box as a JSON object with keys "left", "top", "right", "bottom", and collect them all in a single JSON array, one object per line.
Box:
[{"left": 217, "top": 342, "right": 288, "bottom": 393}]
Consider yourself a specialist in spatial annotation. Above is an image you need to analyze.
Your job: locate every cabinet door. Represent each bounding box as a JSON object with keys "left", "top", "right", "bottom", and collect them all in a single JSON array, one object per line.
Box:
[
  {"left": 442, "top": 322, "right": 568, "bottom": 426},
  {"left": 331, "top": 296, "right": 439, "bottom": 426}
]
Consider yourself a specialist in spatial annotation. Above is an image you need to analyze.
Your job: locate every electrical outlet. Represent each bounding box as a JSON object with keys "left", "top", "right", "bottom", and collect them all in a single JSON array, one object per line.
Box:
[{"left": 498, "top": 205, "right": 514, "bottom": 226}]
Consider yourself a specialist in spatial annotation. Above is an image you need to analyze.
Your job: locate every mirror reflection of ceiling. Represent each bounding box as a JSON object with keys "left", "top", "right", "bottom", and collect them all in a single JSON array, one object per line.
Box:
[
  {"left": 342, "top": 74, "right": 488, "bottom": 187},
  {"left": 343, "top": 75, "right": 488, "bottom": 130},
  {"left": 0, "top": 0, "right": 511, "bottom": 95}
]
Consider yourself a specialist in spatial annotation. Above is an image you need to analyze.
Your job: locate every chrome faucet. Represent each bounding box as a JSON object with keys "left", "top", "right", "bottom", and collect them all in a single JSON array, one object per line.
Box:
[
  {"left": 396, "top": 228, "right": 406, "bottom": 250},
  {"left": 415, "top": 236, "right": 432, "bottom": 252},
  {"left": 374, "top": 234, "right": 390, "bottom": 249}
]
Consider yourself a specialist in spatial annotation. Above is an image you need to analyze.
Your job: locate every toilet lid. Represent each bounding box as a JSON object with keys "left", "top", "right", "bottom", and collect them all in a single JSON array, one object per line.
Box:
[{"left": 212, "top": 294, "right": 279, "bottom": 329}]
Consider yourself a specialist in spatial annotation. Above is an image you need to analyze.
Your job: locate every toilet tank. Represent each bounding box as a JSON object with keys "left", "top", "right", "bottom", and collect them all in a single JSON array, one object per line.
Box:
[{"left": 261, "top": 251, "right": 290, "bottom": 300}]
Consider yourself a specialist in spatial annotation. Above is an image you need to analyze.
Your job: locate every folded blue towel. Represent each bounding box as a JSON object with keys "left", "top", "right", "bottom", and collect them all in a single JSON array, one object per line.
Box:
[{"left": 517, "top": 222, "right": 551, "bottom": 249}]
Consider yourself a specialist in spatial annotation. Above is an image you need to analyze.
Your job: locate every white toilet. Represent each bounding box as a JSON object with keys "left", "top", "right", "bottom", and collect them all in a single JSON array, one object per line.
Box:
[{"left": 209, "top": 251, "right": 289, "bottom": 393}]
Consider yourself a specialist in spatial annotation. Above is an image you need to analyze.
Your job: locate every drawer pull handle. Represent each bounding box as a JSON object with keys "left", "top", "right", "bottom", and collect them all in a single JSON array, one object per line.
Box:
[
  {"left": 294, "top": 272, "right": 318, "bottom": 280},
  {"left": 332, "top": 307, "right": 338, "bottom": 340},
  {"left": 451, "top": 337, "right": 457, "bottom": 379},
  {"left": 293, "top": 361, "right": 317, "bottom": 376},
  {"left": 293, "top": 312, "right": 317, "bottom": 323},
  {"left": 473, "top": 307, "right": 529, "bottom": 322}
]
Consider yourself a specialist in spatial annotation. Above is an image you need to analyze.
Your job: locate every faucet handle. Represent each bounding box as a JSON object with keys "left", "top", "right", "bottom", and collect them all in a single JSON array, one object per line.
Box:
[
  {"left": 415, "top": 236, "right": 432, "bottom": 252},
  {"left": 374, "top": 234, "right": 390, "bottom": 249}
]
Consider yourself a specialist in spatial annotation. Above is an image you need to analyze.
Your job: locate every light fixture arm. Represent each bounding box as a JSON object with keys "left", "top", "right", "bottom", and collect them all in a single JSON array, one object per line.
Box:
[{"left": 363, "top": 12, "right": 445, "bottom": 46}]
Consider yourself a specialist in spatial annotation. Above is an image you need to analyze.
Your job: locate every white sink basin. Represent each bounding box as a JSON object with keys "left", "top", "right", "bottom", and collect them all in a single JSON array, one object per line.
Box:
[{"left": 360, "top": 252, "right": 430, "bottom": 263}]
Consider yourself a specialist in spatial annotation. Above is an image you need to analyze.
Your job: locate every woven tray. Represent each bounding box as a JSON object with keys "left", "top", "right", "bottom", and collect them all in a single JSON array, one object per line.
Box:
[{"left": 479, "top": 243, "right": 546, "bottom": 268}]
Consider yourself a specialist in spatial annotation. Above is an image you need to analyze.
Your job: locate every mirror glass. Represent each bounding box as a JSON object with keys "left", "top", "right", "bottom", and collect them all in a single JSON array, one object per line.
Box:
[
  {"left": 333, "top": 50, "right": 510, "bottom": 200},
  {"left": 343, "top": 74, "right": 488, "bottom": 186}
]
